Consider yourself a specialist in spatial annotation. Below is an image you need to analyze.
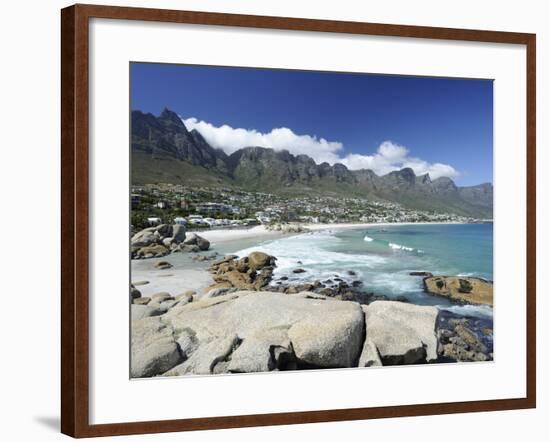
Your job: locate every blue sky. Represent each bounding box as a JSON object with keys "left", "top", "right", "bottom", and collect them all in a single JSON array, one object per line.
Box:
[{"left": 131, "top": 63, "right": 493, "bottom": 186}]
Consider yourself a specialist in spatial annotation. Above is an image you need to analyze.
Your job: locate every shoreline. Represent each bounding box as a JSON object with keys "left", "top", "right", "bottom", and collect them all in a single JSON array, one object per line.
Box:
[
  {"left": 196, "top": 221, "right": 478, "bottom": 244},
  {"left": 190, "top": 225, "right": 287, "bottom": 245},
  {"left": 131, "top": 221, "right": 493, "bottom": 311}
]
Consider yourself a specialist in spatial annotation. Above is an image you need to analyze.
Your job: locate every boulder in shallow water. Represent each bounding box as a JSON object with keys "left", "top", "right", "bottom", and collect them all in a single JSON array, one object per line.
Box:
[
  {"left": 196, "top": 235, "right": 210, "bottom": 251},
  {"left": 247, "top": 251, "right": 275, "bottom": 271},
  {"left": 183, "top": 233, "right": 210, "bottom": 251},
  {"left": 423, "top": 276, "right": 493, "bottom": 306},
  {"left": 436, "top": 313, "right": 492, "bottom": 362}
]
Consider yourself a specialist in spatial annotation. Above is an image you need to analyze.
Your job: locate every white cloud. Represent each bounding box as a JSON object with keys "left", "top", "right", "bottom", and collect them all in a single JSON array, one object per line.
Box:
[
  {"left": 182, "top": 117, "right": 459, "bottom": 180},
  {"left": 339, "top": 141, "right": 459, "bottom": 179},
  {"left": 183, "top": 117, "right": 343, "bottom": 164}
]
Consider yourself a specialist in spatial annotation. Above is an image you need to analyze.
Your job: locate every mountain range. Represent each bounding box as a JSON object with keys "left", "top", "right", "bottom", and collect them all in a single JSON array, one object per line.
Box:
[{"left": 131, "top": 108, "right": 493, "bottom": 218}]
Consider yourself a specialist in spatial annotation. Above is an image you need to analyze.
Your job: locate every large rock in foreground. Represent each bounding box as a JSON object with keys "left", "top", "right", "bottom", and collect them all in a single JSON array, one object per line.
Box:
[
  {"left": 362, "top": 301, "right": 439, "bottom": 365},
  {"left": 423, "top": 276, "right": 493, "bottom": 306},
  {"left": 129, "top": 292, "right": 447, "bottom": 377},
  {"left": 131, "top": 304, "right": 162, "bottom": 321},
  {"left": 162, "top": 291, "right": 365, "bottom": 375},
  {"left": 131, "top": 316, "right": 183, "bottom": 377}
]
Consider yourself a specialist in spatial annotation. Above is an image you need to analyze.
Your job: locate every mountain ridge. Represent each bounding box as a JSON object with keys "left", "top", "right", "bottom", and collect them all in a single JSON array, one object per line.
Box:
[{"left": 131, "top": 109, "right": 493, "bottom": 218}]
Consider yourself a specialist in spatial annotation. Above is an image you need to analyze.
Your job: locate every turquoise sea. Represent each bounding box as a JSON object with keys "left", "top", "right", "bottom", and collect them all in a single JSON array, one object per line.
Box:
[{"left": 233, "top": 223, "right": 493, "bottom": 318}]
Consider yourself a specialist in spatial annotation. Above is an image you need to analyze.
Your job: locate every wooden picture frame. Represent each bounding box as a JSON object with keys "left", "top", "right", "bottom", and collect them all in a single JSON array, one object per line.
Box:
[{"left": 61, "top": 3, "right": 536, "bottom": 437}]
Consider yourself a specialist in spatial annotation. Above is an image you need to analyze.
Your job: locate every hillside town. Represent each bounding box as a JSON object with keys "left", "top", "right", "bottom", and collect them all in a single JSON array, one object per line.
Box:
[{"left": 130, "top": 183, "right": 484, "bottom": 231}]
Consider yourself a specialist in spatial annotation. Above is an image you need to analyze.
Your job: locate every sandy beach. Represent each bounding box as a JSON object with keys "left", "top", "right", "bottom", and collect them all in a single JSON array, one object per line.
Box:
[
  {"left": 195, "top": 221, "right": 468, "bottom": 244},
  {"left": 191, "top": 225, "right": 286, "bottom": 244},
  {"left": 131, "top": 265, "right": 215, "bottom": 299}
]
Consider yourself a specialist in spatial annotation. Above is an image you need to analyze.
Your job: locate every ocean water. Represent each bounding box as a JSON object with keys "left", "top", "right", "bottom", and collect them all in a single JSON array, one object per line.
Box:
[{"left": 233, "top": 223, "right": 493, "bottom": 318}]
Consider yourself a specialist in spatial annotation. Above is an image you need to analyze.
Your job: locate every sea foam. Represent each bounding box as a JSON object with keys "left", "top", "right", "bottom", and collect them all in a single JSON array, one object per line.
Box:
[
  {"left": 441, "top": 304, "right": 494, "bottom": 318},
  {"left": 234, "top": 231, "right": 386, "bottom": 284},
  {"left": 389, "top": 242, "right": 414, "bottom": 251}
]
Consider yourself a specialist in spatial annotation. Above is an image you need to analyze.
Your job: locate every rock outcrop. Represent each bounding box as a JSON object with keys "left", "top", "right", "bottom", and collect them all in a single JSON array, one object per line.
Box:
[
  {"left": 423, "top": 276, "right": 493, "bottom": 306},
  {"left": 129, "top": 287, "right": 468, "bottom": 378},
  {"left": 183, "top": 233, "right": 210, "bottom": 251},
  {"left": 131, "top": 316, "right": 183, "bottom": 377},
  {"left": 131, "top": 224, "right": 181, "bottom": 258},
  {"left": 131, "top": 304, "right": 163, "bottom": 321},
  {"left": 437, "top": 312, "right": 493, "bottom": 362},
  {"left": 161, "top": 291, "right": 365, "bottom": 375},
  {"left": 135, "top": 243, "right": 170, "bottom": 259},
  {"left": 207, "top": 252, "right": 276, "bottom": 291},
  {"left": 265, "top": 224, "right": 309, "bottom": 234},
  {"left": 131, "top": 224, "right": 211, "bottom": 259},
  {"left": 269, "top": 274, "right": 395, "bottom": 304},
  {"left": 361, "top": 301, "right": 439, "bottom": 365},
  {"left": 209, "top": 255, "right": 401, "bottom": 305}
]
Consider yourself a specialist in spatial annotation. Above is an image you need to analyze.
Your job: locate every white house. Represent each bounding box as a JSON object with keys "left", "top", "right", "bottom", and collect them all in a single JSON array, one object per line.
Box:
[{"left": 147, "top": 217, "right": 162, "bottom": 226}]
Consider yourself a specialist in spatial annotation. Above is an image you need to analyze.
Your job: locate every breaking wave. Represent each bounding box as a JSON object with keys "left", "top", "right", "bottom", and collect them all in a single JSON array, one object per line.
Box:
[
  {"left": 441, "top": 304, "right": 494, "bottom": 319},
  {"left": 234, "top": 231, "right": 387, "bottom": 284},
  {"left": 389, "top": 242, "right": 415, "bottom": 252},
  {"left": 363, "top": 234, "right": 420, "bottom": 253}
]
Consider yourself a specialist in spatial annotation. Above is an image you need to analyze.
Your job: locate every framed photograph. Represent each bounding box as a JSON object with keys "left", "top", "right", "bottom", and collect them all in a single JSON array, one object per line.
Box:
[{"left": 61, "top": 4, "right": 536, "bottom": 437}]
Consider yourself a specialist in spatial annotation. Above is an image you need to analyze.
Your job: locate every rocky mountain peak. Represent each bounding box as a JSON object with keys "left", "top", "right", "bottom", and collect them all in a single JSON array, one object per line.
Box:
[
  {"left": 417, "top": 173, "right": 432, "bottom": 185},
  {"left": 432, "top": 176, "right": 458, "bottom": 192},
  {"left": 385, "top": 167, "right": 417, "bottom": 186},
  {"left": 159, "top": 108, "right": 187, "bottom": 131},
  {"left": 398, "top": 167, "right": 416, "bottom": 180}
]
